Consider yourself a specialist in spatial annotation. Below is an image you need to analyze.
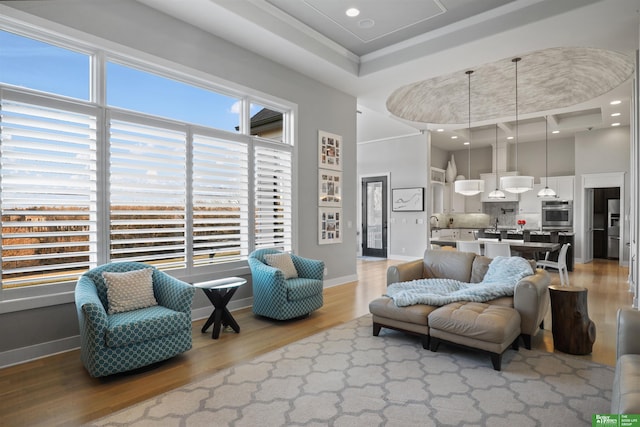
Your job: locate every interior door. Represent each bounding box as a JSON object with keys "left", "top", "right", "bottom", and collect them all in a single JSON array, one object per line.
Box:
[{"left": 361, "top": 176, "right": 387, "bottom": 258}]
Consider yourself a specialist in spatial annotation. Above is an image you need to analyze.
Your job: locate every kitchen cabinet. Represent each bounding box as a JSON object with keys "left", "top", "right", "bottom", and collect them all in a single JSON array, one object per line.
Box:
[
  {"left": 540, "top": 176, "right": 574, "bottom": 200},
  {"left": 432, "top": 228, "right": 475, "bottom": 241},
  {"left": 480, "top": 172, "right": 519, "bottom": 202},
  {"left": 465, "top": 194, "right": 483, "bottom": 213},
  {"left": 518, "top": 183, "right": 544, "bottom": 214},
  {"left": 443, "top": 183, "right": 465, "bottom": 213}
]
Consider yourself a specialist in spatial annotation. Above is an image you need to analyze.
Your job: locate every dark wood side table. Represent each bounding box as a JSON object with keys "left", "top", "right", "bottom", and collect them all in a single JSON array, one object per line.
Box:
[
  {"left": 548, "top": 285, "right": 596, "bottom": 355},
  {"left": 194, "top": 277, "right": 247, "bottom": 339}
]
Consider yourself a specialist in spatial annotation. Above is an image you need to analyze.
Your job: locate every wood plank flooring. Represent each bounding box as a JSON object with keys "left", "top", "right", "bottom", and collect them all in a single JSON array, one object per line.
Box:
[{"left": 0, "top": 258, "right": 633, "bottom": 426}]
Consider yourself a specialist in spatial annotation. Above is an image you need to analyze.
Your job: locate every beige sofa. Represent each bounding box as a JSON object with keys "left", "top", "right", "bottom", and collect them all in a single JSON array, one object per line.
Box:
[
  {"left": 611, "top": 308, "right": 640, "bottom": 414},
  {"left": 369, "top": 249, "right": 551, "bottom": 349}
]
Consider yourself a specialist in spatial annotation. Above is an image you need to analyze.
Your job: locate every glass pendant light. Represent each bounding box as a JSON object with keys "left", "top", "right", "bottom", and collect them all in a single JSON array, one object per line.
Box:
[
  {"left": 538, "top": 115, "right": 558, "bottom": 198},
  {"left": 500, "top": 57, "right": 534, "bottom": 193},
  {"left": 455, "top": 70, "right": 484, "bottom": 196},
  {"left": 487, "top": 123, "right": 506, "bottom": 199}
]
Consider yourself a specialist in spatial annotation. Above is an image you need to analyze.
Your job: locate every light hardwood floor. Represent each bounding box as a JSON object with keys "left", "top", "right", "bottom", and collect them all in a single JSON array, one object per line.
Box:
[{"left": 0, "top": 258, "right": 633, "bottom": 426}]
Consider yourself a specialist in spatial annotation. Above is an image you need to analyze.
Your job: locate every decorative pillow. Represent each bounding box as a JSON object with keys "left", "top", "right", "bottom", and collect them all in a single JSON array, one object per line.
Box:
[
  {"left": 263, "top": 253, "right": 299, "bottom": 279},
  {"left": 103, "top": 268, "right": 158, "bottom": 314},
  {"left": 481, "top": 256, "right": 533, "bottom": 286}
]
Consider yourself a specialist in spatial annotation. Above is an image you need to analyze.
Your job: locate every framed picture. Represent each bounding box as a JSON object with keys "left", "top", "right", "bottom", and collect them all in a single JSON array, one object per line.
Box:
[
  {"left": 318, "top": 130, "right": 342, "bottom": 171},
  {"left": 319, "top": 207, "right": 342, "bottom": 245},
  {"left": 392, "top": 187, "right": 424, "bottom": 212},
  {"left": 318, "top": 169, "right": 342, "bottom": 207}
]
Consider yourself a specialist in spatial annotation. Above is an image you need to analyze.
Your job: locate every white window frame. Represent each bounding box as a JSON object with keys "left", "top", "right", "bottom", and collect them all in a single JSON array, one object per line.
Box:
[{"left": 0, "top": 16, "right": 298, "bottom": 314}]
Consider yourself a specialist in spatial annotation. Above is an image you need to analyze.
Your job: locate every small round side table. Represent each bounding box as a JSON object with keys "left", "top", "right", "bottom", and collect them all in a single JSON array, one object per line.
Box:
[{"left": 193, "top": 277, "right": 247, "bottom": 339}]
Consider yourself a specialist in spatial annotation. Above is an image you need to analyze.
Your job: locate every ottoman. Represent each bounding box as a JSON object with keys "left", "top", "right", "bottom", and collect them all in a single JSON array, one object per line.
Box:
[{"left": 428, "top": 302, "right": 521, "bottom": 371}]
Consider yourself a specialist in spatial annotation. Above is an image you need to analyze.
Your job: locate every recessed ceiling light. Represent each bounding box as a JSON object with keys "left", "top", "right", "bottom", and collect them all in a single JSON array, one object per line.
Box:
[
  {"left": 451, "top": 136, "right": 458, "bottom": 139},
  {"left": 358, "top": 18, "right": 375, "bottom": 28},
  {"left": 611, "top": 112, "right": 621, "bottom": 117},
  {"left": 463, "top": 141, "right": 470, "bottom": 145},
  {"left": 552, "top": 130, "right": 560, "bottom": 134},
  {"left": 507, "top": 136, "right": 514, "bottom": 140},
  {"left": 610, "top": 100, "right": 622, "bottom": 105},
  {"left": 436, "top": 128, "right": 444, "bottom": 132},
  {"left": 612, "top": 122, "right": 621, "bottom": 127},
  {"left": 345, "top": 8, "right": 360, "bottom": 17}
]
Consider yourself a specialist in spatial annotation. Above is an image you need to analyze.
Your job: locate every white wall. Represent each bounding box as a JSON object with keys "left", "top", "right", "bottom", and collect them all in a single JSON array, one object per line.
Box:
[
  {"left": 358, "top": 134, "right": 429, "bottom": 259},
  {"left": 574, "top": 126, "right": 631, "bottom": 263}
]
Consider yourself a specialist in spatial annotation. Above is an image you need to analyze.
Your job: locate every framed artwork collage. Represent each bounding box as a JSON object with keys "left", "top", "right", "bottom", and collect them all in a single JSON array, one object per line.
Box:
[{"left": 318, "top": 130, "right": 342, "bottom": 244}]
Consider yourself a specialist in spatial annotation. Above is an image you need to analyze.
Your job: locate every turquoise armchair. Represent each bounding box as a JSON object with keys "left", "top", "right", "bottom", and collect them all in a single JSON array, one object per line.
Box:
[
  {"left": 75, "top": 262, "right": 195, "bottom": 377},
  {"left": 248, "top": 249, "right": 324, "bottom": 320}
]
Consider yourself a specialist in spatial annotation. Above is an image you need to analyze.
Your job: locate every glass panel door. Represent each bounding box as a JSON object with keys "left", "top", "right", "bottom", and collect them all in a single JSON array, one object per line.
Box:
[{"left": 362, "top": 176, "right": 387, "bottom": 258}]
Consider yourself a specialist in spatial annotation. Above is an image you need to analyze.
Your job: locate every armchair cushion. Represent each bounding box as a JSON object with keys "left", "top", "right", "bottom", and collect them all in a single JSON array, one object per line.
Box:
[
  {"left": 103, "top": 268, "right": 158, "bottom": 314},
  {"left": 264, "top": 252, "right": 299, "bottom": 279},
  {"left": 105, "top": 305, "right": 191, "bottom": 348},
  {"left": 286, "top": 277, "right": 324, "bottom": 301}
]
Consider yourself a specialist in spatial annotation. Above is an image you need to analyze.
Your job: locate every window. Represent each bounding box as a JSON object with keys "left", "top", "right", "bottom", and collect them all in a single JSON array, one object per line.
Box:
[
  {"left": 106, "top": 62, "right": 241, "bottom": 132},
  {"left": 254, "top": 144, "right": 292, "bottom": 251},
  {"left": 108, "top": 115, "right": 187, "bottom": 268},
  {"left": 0, "top": 27, "right": 294, "bottom": 296},
  {"left": 1, "top": 91, "right": 98, "bottom": 288},
  {"left": 0, "top": 30, "right": 90, "bottom": 100},
  {"left": 192, "top": 133, "right": 249, "bottom": 265}
]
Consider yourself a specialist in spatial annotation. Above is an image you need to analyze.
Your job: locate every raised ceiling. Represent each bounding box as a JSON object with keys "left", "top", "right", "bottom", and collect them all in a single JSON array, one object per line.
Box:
[{"left": 136, "top": 0, "right": 638, "bottom": 148}]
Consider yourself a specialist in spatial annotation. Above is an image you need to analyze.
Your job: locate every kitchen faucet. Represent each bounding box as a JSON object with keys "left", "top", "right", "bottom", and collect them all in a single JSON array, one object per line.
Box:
[
  {"left": 430, "top": 215, "right": 439, "bottom": 226},
  {"left": 494, "top": 218, "right": 499, "bottom": 231}
]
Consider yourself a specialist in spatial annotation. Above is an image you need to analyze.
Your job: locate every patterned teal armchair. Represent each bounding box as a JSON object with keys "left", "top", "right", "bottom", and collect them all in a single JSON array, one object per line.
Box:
[
  {"left": 74, "top": 262, "right": 195, "bottom": 377},
  {"left": 248, "top": 249, "right": 324, "bottom": 320}
]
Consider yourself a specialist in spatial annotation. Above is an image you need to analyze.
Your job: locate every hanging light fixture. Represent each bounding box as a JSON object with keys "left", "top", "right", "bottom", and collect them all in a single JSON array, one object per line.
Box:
[
  {"left": 455, "top": 70, "right": 484, "bottom": 196},
  {"left": 500, "top": 57, "right": 534, "bottom": 193},
  {"left": 487, "top": 123, "right": 506, "bottom": 199},
  {"left": 538, "top": 115, "right": 558, "bottom": 198}
]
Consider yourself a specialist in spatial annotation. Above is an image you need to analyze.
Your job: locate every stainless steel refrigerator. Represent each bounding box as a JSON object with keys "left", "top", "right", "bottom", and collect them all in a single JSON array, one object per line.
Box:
[{"left": 607, "top": 199, "right": 620, "bottom": 259}]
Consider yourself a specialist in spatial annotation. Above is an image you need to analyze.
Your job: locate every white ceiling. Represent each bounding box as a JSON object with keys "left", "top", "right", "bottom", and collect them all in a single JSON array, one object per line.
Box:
[{"left": 137, "top": 0, "right": 639, "bottom": 149}]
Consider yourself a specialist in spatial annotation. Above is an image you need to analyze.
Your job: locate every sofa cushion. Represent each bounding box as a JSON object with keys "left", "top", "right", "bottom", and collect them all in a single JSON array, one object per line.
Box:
[
  {"left": 369, "top": 296, "right": 436, "bottom": 326},
  {"left": 470, "top": 256, "right": 492, "bottom": 283},
  {"left": 612, "top": 354, "right": 640, "bottom": 414},
  {"left": 105, "top": 305, "right": 190, "bottom": 348},
  {"left": 423, "top": 250, "right": 475, "bottom": 283}
]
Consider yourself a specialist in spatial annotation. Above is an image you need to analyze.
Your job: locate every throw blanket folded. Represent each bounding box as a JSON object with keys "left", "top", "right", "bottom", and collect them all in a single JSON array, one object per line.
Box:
[{"left": 385, "top": 256, "right": 533, "bottom": 307}]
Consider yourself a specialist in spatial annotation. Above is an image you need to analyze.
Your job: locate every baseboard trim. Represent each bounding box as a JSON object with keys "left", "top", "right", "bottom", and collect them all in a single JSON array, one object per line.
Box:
[
  {"left": 324, "top": 274, "right": 357, "bottom": 288},
  {"left": 0, "top": 336, "right": 80, "bottom": 370}
]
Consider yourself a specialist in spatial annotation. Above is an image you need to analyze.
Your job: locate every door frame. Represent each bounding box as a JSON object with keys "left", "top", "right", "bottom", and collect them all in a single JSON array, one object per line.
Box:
[
  {"left": 358, "top": 173, "right": 390, "bottom": 257},
  {"left": 581, "top": 172, "right": 625, "bottom": 266}
]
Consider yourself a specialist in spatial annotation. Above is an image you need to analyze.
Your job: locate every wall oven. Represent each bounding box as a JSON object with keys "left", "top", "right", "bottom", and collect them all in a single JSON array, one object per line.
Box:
[{"left": 542, "top": 200, "right": 573, "bottom": 230}]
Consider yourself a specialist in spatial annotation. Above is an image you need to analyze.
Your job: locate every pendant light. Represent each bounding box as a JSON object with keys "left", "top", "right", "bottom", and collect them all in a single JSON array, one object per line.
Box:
[
  {"left": 454, "top": 70, "right": 484, "bottom": 196},
  {"left": 537, "top": 116, "right": 558, "bottom": 198},
  {"left": 487, "top": 123, "right": 506, "bottom": 199},
  {"left": 500, "top": 57, "right": 534, "bottom": 193}
]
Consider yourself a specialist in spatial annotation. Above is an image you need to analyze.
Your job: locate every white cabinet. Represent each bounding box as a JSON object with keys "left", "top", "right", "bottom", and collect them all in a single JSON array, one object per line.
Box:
[
  {"left": 541, "top": 176, "right": 574, "bottom": 200},
  {"left": 465, "top": 194, "right": 483, "bottom": 213},
  {"left": 458, "top": 229, "right": 476, "bottom": 241},
  {"left": 480, "top": 172, "right": 519, "bottom": 202},
  {"left": 518, "top": 183, "right": 544, "bottom": 214},
  {"left": 432, "top": 228, "right": 458, "bottom": 240},
  {"left": 443, "top": 183, "right": 465, "bottom": 213}
]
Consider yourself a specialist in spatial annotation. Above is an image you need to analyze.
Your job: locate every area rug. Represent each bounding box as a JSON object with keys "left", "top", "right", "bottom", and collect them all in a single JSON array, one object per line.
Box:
[{"left": 88, "top": 315, "right": 614, "bottom": 427}]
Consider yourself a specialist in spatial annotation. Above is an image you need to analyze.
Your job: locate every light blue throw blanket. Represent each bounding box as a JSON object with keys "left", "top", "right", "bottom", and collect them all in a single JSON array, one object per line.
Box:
[{"left": 385, "top": 256, "right": 534, "bottom": 307}]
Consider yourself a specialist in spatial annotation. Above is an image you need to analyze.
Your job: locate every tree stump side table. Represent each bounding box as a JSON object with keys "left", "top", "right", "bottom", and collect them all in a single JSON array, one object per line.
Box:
[{"left": 548, "top": 285, "right": 596, "bottom": 355}]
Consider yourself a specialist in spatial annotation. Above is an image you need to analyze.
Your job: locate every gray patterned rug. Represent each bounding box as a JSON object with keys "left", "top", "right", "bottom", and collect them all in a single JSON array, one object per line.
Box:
[{"left": 89, "top": 315, "right": 613, "bottom": 427}]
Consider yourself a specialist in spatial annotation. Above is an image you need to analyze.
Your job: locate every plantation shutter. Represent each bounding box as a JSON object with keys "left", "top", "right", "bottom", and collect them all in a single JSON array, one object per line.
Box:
[
  {"left": 0, "top": 92, "right": 98, "bottom": 288},
  {"left": 192, "top": 133, "right": 249, "bottom": 265},
  {"left": 254, "top": 144, "right": 292, "bottom": 251},
  {"left": 108, "top": 114, "right": 187, "bottom": 268}
]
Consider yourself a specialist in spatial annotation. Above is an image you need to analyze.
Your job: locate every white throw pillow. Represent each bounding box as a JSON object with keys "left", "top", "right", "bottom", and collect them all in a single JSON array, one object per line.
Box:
[
  {"left": 263, "top": 253, "right": 299, "bottom": 279},
  {"left": 103, "top": 268, "right": 158, "bottom": 314}
]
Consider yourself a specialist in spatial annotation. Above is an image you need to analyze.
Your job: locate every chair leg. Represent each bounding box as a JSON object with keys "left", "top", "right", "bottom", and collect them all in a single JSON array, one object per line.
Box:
[{"left": 373, "top": 323, "right": 382, "bottom": 337}]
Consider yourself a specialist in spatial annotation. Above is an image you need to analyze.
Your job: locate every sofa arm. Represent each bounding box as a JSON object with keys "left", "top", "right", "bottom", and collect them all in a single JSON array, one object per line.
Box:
[
  {"left": 387, "top": 259, "right": 424, "bottom": 285},
  {"left": 513, "top": 269, "right": 551, "bottom": 336},
  {"left": 616, "top": 308, "right": 640, "bottom": 359}
]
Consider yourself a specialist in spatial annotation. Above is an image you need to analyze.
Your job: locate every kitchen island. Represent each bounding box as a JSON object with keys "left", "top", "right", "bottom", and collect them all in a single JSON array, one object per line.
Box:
[{"left": 430, "top": 239, "right": 561, "bottom": 260}]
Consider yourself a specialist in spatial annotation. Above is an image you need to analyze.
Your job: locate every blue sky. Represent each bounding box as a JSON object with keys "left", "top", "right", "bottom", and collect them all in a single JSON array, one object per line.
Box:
[{"left": 0, "top": 29, "right": 257, "bottom": 132}]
